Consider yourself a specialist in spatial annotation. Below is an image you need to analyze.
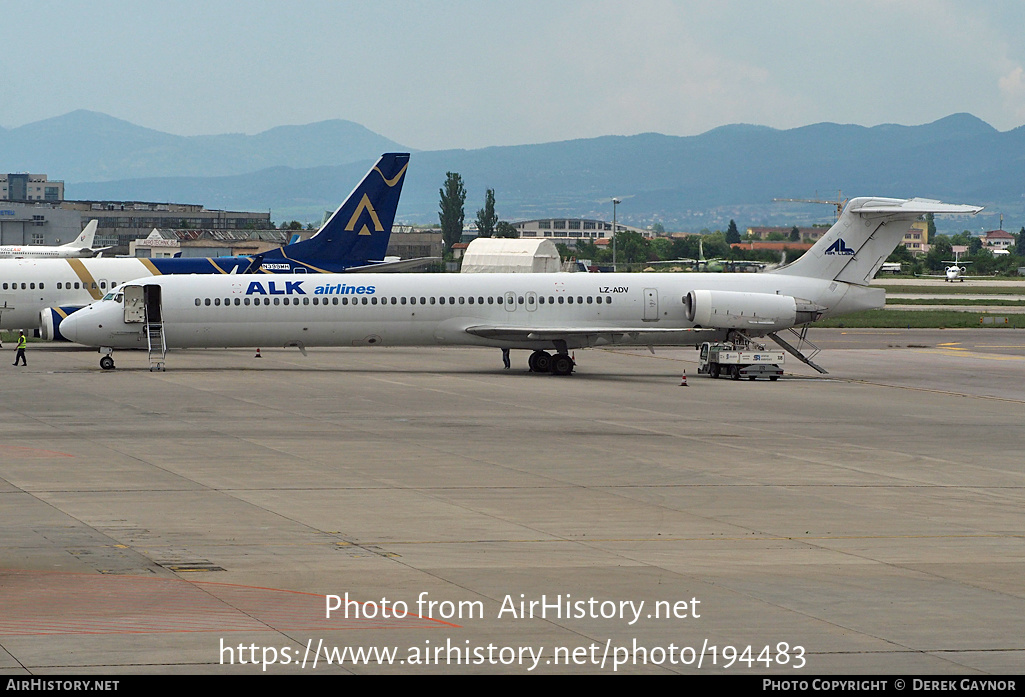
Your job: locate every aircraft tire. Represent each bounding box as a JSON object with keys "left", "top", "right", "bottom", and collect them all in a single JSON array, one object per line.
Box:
[
  {"left": 550, "top": 354, "right": 574, "bottom": 376},
  {"left": 529, "top": 350, "right": 553, "bottom": 373},
  {"left": 99, "top": 356, "right": 115, "bottom": 371}
]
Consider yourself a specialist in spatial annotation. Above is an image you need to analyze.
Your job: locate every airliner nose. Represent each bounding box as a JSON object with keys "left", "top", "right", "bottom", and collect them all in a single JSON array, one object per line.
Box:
[{"left": 59, "top": 311, "right": 81, "bottom": 343}]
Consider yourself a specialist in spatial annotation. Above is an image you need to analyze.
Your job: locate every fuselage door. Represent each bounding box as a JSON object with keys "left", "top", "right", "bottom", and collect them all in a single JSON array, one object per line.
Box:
[
  {"left": 124, "top": 285, "right": 145, "bottom": 323},
  {"left": 144, "top": 285, "right": 162, "bottom": 323},
  {"left": 643, "top": 287, "right": 659, "bottom": 322}
]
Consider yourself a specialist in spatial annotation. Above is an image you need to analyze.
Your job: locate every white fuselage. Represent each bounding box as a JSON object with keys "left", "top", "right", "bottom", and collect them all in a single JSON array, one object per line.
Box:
[
  {"left": 0, "top": 246, "right": 95, "bottom": 259},
  {"left": 60, "top": 271, "right": 884, "bottom": 351}
]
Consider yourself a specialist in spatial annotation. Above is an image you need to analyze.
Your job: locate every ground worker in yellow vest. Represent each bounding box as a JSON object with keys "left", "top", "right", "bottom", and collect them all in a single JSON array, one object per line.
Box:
[{"left": 13, "top": 331, "right": 27, "bottom": 366}]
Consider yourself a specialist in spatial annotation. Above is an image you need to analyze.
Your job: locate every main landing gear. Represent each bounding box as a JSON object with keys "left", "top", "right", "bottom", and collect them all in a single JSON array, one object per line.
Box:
[{"left": 528, "top": 350, "right": 575, "bottom": 376}]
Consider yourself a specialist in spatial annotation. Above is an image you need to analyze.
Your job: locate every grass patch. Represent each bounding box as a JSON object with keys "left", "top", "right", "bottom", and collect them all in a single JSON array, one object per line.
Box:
[
  {"left": 874, "top": 283, "right": 1025, "bottom": 295},
  {"left": 886, "top": 298, "right": 1025, "bottom": 306},
  {"left": 817, "top": 310, "right": 1025, "bottom": 328}
]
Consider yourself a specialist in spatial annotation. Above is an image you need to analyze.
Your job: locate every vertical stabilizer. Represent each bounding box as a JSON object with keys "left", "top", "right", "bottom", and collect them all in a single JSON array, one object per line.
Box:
[
  {"left": 261, "top": 153, "right": 410, "bottom": 272},
  {"left": 64, "top": 220, "right": 98, "bottom": 249},
  {"left": 771, "top": 198, "right": 982, "bottom": 285}
]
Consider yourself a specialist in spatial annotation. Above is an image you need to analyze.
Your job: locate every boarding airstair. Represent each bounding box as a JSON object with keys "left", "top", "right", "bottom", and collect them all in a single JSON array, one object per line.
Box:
[{"left": 146, "top": 321, "right": 166, "bottom": 371}]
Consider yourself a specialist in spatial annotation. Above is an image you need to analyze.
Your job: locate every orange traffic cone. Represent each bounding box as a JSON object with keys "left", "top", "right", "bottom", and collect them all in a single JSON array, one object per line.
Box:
[
  {"left": 254, "top": 348, "right": 262, "bottom": 358},
  {"left": 679, "top": 370, "right": 688, "bottom": 386}
]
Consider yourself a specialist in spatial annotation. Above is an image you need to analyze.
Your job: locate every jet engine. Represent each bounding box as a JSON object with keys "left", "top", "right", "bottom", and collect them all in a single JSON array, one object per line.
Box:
[
  {"left": 684, "top": 290, "right": 822, "bottom": 330},
  {"left": 39, "top": 306, "right": 84, "bottom": 341}
]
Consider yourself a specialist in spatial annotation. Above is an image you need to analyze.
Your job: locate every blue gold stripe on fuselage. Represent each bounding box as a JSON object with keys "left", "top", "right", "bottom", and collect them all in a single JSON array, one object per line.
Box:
[{"left": 65, "top": 259, "right": 103, "bottom": 300}]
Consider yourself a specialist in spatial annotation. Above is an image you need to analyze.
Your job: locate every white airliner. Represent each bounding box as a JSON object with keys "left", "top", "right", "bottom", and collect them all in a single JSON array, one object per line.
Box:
[
  {"left": 61, "top": 197, "right": 981, "bottom": 374},
  {"left": 0, "top": 220, "right": 108, "bottom": 259}
]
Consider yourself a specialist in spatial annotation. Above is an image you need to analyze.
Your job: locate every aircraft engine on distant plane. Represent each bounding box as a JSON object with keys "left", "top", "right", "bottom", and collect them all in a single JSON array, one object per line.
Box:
[
  {"left": 684, "top": 290, "right": 822, "bottom": 330},
  {"left": 39, "top": 306, "right": 84, "bottom": 341}
]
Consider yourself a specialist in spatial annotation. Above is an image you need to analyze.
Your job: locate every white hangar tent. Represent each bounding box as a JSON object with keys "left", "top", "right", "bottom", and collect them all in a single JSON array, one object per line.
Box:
[{"left": 460, "top": 238, "right": 562, "bottom": 273}]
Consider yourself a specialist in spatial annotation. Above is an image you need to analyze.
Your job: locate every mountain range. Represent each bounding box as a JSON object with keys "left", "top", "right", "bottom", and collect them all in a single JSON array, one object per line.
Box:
[{"left": 3, "top": 110, "right": 1021, "bottom": 231}]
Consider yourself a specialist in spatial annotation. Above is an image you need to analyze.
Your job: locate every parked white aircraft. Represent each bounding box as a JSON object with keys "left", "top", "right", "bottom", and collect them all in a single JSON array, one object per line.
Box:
[
  {"left": 61, "top": 197, "right": 981, "bottom": 374},
  {"left": 0, "top": 221, "right": 108, "bottom": 259}
]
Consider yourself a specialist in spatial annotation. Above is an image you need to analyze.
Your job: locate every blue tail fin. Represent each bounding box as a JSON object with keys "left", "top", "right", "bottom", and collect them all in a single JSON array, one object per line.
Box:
[{"left": 262, "top": 153, "right": 410, "bottom": 272}]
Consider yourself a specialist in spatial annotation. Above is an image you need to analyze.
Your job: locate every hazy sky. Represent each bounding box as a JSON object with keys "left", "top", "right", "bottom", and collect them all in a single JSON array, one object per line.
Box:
[{"left": 4, "top": 0, "right": 1025, "bottom": 150}]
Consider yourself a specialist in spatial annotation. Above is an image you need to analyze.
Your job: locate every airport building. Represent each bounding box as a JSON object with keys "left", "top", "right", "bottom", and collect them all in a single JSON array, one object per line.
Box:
[
  {"left": 1, "top": 173, "right": 64, "bottom": 202},
  {"left": 503, "top": 218, "right": 652, "bottom": 247},
  {"left": 0, "top": 202, "right": 82, "bottom": 246},
  {"left": 61, "top": 200, "right": 274, "bottom": 249},
  {"left": 129, "top": 228, "right": 294, "bottom": 258}
]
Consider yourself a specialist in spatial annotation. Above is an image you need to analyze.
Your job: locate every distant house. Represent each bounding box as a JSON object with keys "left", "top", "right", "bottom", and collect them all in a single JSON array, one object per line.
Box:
[{"left": 983, "top": 229, "right": 1015, "bottom": 249}]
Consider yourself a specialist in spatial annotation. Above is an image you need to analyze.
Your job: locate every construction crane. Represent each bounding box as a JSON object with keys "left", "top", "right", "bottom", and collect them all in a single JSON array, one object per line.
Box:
[{"left": 773, "top": 191, "right": 847, "bottom": 221}]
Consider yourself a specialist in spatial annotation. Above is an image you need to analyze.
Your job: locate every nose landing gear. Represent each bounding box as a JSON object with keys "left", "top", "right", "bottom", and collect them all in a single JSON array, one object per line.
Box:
[{"left": 99, "top": 348, "right": 115, "bottom": 371}]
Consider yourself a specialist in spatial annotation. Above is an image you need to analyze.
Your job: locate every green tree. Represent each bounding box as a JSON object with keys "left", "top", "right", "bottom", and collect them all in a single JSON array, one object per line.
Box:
[
  {"left": 789, "top": 226, "right": 800, "bottom": 242},
  {"left": 925, "top": 213, "right": 936, "bottom": 241},
  {"left": 438, "top": 172, "right": 466, "bottom": 252},
  {"left": 475, "top": 188, "right": 498, "bottom": 238},
  {"left": 925, "top": 235, "right": 953, "bottom": 271},
  {"left": 725, "top": 220, "right": 741, "bottom": 245},
  {"left": 613, "top": 230, "right": 649, "bottom": 264},
  {"left": 494, "top": 221, "right": 518, "bottom": 238},
  {"left": 1018, "top": 227, "right": 1025, "bottom": 257}
]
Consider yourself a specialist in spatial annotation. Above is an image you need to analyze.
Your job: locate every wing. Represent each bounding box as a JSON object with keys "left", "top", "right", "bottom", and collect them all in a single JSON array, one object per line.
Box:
[
  {"left": 465, "top": 325, "right": 720, "bottom": 343},
  {"left": 343, "top": 257, "right": 440, "bottom": 272}
]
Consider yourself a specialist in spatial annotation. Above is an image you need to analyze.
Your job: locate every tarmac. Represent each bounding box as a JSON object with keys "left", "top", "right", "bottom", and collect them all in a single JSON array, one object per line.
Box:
[{"left": 1, "top": 328, "right": 1023, "bottom": 675}]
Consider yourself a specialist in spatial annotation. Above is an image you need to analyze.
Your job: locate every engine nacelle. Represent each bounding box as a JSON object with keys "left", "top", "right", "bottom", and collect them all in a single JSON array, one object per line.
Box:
[
  {"left": 684, "top": 290, "right": 821, "bottom": 330},
  {"left": 39, "top": 306, "right": 84, "bottom": 341}
]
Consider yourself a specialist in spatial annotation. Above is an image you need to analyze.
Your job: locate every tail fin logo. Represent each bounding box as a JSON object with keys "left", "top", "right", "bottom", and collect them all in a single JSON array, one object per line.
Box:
[
  {"left": 824, "top": 238, "right": 855, "bottom": 256},
  {"left": 375, "top": 162, "right": 409, "bottom": 188},
  {"left": 345, "top": 194, "right": 384, "bottom": 236}
]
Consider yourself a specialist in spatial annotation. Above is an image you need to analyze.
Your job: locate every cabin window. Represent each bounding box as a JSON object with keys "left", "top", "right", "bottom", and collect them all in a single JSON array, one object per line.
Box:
[
  {"left": 195, "top": 299, "right": 201, "bottom": 306},
  {"left": 234, "top": 298, "right": 241, "bottom": 306},
  {"left": 204, "top": 298, "right": 211, "bottom": 306},
  {"left": 439, "top": 297, "right": 445, "bottom": 305},
  {"left": 558, "top": 296, "right": 564, "bottom": 304}
]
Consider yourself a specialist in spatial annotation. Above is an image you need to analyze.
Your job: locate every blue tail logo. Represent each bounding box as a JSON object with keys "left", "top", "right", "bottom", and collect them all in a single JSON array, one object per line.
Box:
[
  {"left": 824, "top": 238, "right": 855, "bottom": 256},
  {"left": 260, "top": 153, "right": 410, "bottom": 272}
]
